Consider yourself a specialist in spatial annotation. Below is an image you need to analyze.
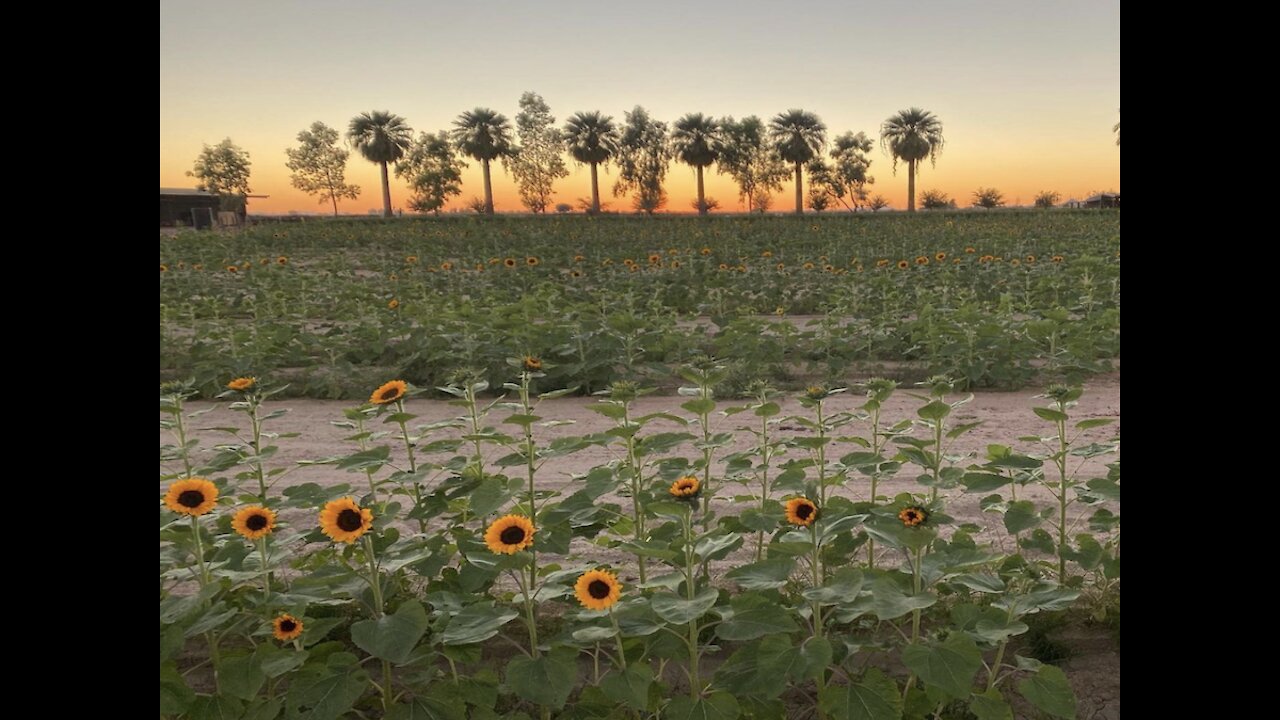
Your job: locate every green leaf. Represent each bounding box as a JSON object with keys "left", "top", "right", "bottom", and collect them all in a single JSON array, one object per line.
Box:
[
  {"left": 651, "top": 588, "right": 719, "bottom": 624},
  {"left": 336, "top": 446, "right": 390, "bottom": 470},
  {"left": 901, "top": 634, "right": 983, "bottom": 699},
  {"left": 819, "top": 668, "right": 902, "bottom": 720},
  {"left": 160, "top": 662, "right": 195, "bottom": 714},
  {"left": 802, "top": 568, "right": 864, "bottom": 605},
  {"left": 1003, "top": 501, "right": 1041, "bottom": 534},
  {"left": 506, "top": 649, "right": 577, "bottom": 709},
  {"left": 503, "top": 413, "right": 541, "bottom": 427},
  {"left": 188, "top": 695, "right": 245, "bottom": 720},
  {"left": 599, "top": 663, "right": 653, "bottom": 711},
  {"left": 286, "top": 666, "right": 369, "bottom": 720},
  {"left": 962, "top": 473, "right": 1010, "bottom": 493},
  {"left": 440, "top": 603, "right": 519, "bottom": 645},
  {"left": 681, "top": 398, "right": 717, "bottom": 415},
  {"left": 1017, "top": 665, "right": 1077, "bottom": 718},
  {"left": 588, "top": 403, "right": 627, "bottom": 420},
  {"left": 738, "top": 507, "right": 780, "bottom": 532},
  {"left": 969, "top": 689, "right": 1014, "bottom": 720},
  {"left": 386, "top": 696, "right": 467, "bottom": 720},
  {"left": 947, "top": 573, "right": 1005, "bottom": 593},
  {"left": 351, "top": 600, "right": 429, "bottom": 664},
  {"left": 868, "top": 577, "right": 936, "bottom": 621},
  {"left": 1074, "top": 418, "right": 1114, "bottom": 429},
  {"left": 242, "top": 698, "right": 283, "bottom": 720},
  {"left": 1034, "top": 407, "right": 1068, "bottom": 422},
  {"left": 665, "top": 692, "right": 741, "bottom": 720},
  {"left": 717, "top": 594, "right": 800, "bottom": 640},
  {"left": 221, "top": 654, "right": 267, "bottom": 700},
  {"left": 725, "top": 556, "right": 796, "bottom": 590},
  {"left": 917, "top": 400, "right": 951, "bottom": 421},
  {"left": 468, "top": 477, "right": 513, "bottom": 516}
]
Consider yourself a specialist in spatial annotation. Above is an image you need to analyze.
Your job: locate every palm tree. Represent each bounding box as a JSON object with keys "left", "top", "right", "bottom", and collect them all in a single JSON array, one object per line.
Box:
[
  {"left": 768, "top": 110, "right": 827, "bottom": 214},
  {"left": 671, "top": 113, "right": 721, "bottom": 215},
  {"left": 1113, "top": 119, "right": 1120, "bottom": 146},
  {"left": 563, "top": 111, "right": 621, "bottom": 214},
  {"left": 451, "top": 108, "right": 514, "bottom": 215},
  {"left": 347, "top": 111, "right": 413, "bottom": 217},
  {"left": 880, "top": 108, "right": 945, "bottom": 213}
]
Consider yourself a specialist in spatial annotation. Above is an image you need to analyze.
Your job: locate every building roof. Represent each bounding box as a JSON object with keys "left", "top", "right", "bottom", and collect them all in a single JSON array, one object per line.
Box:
[
  {"left": 160, "top": 188, "right": 217, "bottom": 196},
  {"left": 1084, "top": 192, "right": 1120, "bottom": 202}
]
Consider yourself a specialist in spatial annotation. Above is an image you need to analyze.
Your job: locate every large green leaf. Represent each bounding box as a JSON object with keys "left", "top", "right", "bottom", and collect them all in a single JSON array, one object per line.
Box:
[
  {"left": 221, "top": 653, "right": 267, "bottom": 700},
  {"left": 665, "top": 692, "right": 741, "bottom": 720},
  {"left": 505, "top": 649, "right": 577, "bottom": 709},
  {"left": 724, "top": 556, "right": 796, "bottom": 590},
  {"left": 868, "top": 577, "right": 936, "bottom": 621},
  {"left": 819, "top": 668, "right": 902, "bottom": 720},
  {"left": 1016, "top": 665, "right": 1077, "bottom": 718},
  {"left": 159, "top": 661, "right": 195, "bottom": 715},
  {"left": 285, "top": 666, "right": 369, "bottom": 720},
  {"left": 468, "top": 477, "right": 513, "bottom": 516},
  {"left": 440, "top": 603, "right": 519, "bottom": 645},
  {"left": 717, "top": 594, "right": 800, "bottom": 640},
  {"left": 901, "top": 634, "right": 982, "bottom": 699},
  {"left": 599, "top": 663, "right": 653, "bottom": 711},
  {"left": 969, "top": 689, "right": 1013, "bottom": 720},
  {"left": 1002, "top": 501, "right": 1040, "bottom": 534},
  {"left": 351, "top": 600, "right": 429, "bottom": 664},
  {"left": 188, "top": 695, "right": 245, "bottom": 720},
  {"left": 651, "top": 588, "right": 719, "bottom": 624},
  {"left": 386, "top": 696, "right": 467, "bottom": 720},
  {"left": 802, "top": 568, "right": 864, "bottom": 604}
]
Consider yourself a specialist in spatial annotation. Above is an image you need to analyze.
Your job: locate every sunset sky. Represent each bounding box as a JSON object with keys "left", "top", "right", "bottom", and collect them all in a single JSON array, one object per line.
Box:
[{"left": 159, "top": 0, "right": 1120, "bottom": 214}]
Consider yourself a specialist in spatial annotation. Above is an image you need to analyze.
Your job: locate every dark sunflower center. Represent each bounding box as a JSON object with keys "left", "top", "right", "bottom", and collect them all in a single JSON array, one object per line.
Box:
[
  {"left": 178, "top": 490, "right": 205, "bottom": 508},
  {"left": 380, "top": 387, "right": 400, "bottom": 400},
  {"left": 337, "top": 508, "right": 364, "bottom": 532},
  {"left": 279, "top": 619, "right": 297, "bottom": 632},
  {"left": 796, "top": 504, "right": 814, "bottom": 519},
  {"left": 588, "top": 579, "right": 612, "bottom": 599},
  {"left": 246, "top": 514, "right": 268, "bottom": 530},
  {"left": 500, "top": 526, "right": 527, "bottom": 545}
]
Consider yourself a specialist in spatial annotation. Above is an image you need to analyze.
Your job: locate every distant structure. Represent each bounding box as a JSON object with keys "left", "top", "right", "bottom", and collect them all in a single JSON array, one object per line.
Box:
[
  {"left": 160, "top": 188, "right": 220, "bottom": 228},
  {"left": 1083, "top": 192, "right": 1120, "bottom": 209}
]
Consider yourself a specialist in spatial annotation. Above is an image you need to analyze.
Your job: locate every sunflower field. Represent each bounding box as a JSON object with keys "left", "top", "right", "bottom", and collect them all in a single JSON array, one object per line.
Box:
[{"left": 161, "top": 212, "right": 1119, "bottom": 719}]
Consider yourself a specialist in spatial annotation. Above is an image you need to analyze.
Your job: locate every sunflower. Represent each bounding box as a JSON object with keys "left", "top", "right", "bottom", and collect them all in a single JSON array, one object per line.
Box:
[
  {"left": 700, "top": 247, "right": 712, "bottom": 256},
  {"left": 668, "top": 248, "right": 679, "bottom": 256},
  {"left": 898, "top": 506, "right": 928, "bottom": 527},
  {"left": 776, "top": 262, "right": 786, "bottom": 271},
  {"left": 574, "top": 569, "right": 622, "bottom": 611},
  {"left": 485, "top": 514, "right": 535, "bottom": 554},
  {"left": 897, "top": 260, "right": 909, "bottom": 269},
  {"left": 227, "top": 377, "right": 256, "bottom": 392},
  {"left": 915, "top": 256, "right": 929, "bottom": 266},
  {"left": 804, "top": 386, "right": 829, "bottom": 401},
  {"left": 1025, "top": 255, "right": 1036, "bottom": 263},
  {"left": 785, "top": 497, "right": 818, "bottom": 527},
  {"left": 1052, "top": 255, "right": 1064, "bottom": 263},
  {"left": 762, "top": 250, "right": 773, "bottom": 258},
  {"left": 574, "top": 254, "right": 586, "bottom": 262},
  {"left": 504, "top": 257, "right": 517, "bottom": 268},
  {"left": 387, "top": 299, "right": 400, "bottom": 310},
  {"left": 272, "top": 614, "right": 304, "bottom": 641},
  {"left": 440, "top": 261, "right": 453, "bottom": 271},
  {"left": 526, "top": 256, "right": 540, "bottom": 266},
  {"left": 718, "top": 263, "right": 729, "bottom": 271},
  {"left": 260, "top": 258, "right": 270, "bottom": 266},
  {"left": 774, "top": 306, "right": 786, "bottom": 316},
  {"left": 965, "top": 247, "right": 976, "bottom": 254},
  {"left": 319, "top": 497, "right": 374, "bottom": 543},
  {"left": 1010, "top": 259, "right": 1021, "bottom": 267},
  {"left": 670, "top": 260, "right": 681, "bottom": 269},
  {"left": 370, "top": 379, "right": 407, "bottom": 405},
  {"left": 979, "top": 255, "right": 994, "bottom": 264},
  {"left": 242, "top": 261, "right": 253, "bottom": 270},
  {"left": 160, "top": 264, "right": 169, "bottom": 273},
  {"left": 193, "top": 263, "right": 204, "bottom": 271},
  {"left": 277, "top": 256, "right": 288, "bottom": 265},
  {"left": 523, "top": 355, "right": 542, "bottom": 372},
  {"left": 177, "top": 261, "right": 186, "bottom": 269},
  {"left": 823, "top": 264, "right": 835, "bottom": 272},
  {"left": 876, "top": 259, "right": 889, "bottom": 268},
  {"left": 736, "top": 264, "right": 747, "bottom": 272},
  {"left": 952, "top": 258, "right": 962, "bottom": 265},
  {"left": 489, "top": 257, "right": 501, "bottom": 265},
  {"left": 226, "top": 265, "right": 238, "bottom": 273},
  {"left": 803, "top": 262, "right": 815, "bottom": 270},
  {"left": 648, "top": 253, "right": 661, "bottom": 264},
  {"left": 232, "top": 505, "right": 277, "bottom": 540},
  {"left": 935, "top": 252, "right": 947, "bottom": 262},
  {"left": 164, "top": 478, "right": 219, "bottom": 516},
  {"left": 405, "top": 255, "right": 419, "bottom": 264},
  {"left": 570, "top": 269, "right": 583, "bottom": 278},
  {"left": 669, "top": 475, "right": 701, "bottom": 500}
]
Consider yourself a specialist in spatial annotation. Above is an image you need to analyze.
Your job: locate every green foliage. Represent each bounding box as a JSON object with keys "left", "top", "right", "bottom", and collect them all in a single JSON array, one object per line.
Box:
[
  {"left": 972, "top": 187, "right": 1006, "bottom": 209},
  {"left": 509, "top": 92, "right": 569, "bottom": 214},
  {"left": 612, "top": 106, "right": 672, "bottom": 215},
  {"left": 188, "top": 138, "right": 252, "bottom": 212},
  {"left": 920, "top": 189, "right": 956, "bottom": 210},
  {"left": 1035, "top": 190, "right": 1062, "bottom": 209},
  {"left": 285, "top": 121, "right": 361, "bottom": 215},
  {"left": 395, "top": 132, "right": 467, "bottom": 215}
]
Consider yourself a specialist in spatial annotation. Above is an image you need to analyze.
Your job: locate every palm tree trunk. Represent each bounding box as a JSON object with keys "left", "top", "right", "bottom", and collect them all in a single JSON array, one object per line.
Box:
[
  {"left": 380, "top": 161, "right": 392, "bottom": 218},
  {"left": 482, "top": 159, "right": 494, "bottom": 215},
  {"left": 696, "top": 165, "right": 707, "bottom": 216},
  {"left": 590, "top": 163, "right": 600, "bottom": 214},
  {"left": 794, "top": 163, "right": 803, "bottom": 214},
  {"left": 907, "top": 159, "right": 916, "bottom": 213}
]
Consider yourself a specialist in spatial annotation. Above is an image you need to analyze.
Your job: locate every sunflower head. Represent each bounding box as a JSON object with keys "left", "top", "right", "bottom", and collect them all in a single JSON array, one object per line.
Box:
[
  {"left": 485, "top": 515, "right": 535, "bottom": 554},
  {"left": 193, "top": 263, "right": 203, "bottom": 271},
  {"left": 440, "top": 261, "right": 453, "bottom": 271},
  {"left": 803, "top": 385, "right": 830, "bottom": 402},
  {"left": 785, "top": 497, "right": 819, "bottom": 527},
  {"left": 227, "top": 377, "right": 256, "bottom": 392},
  {"left": 915, "top": 256, "right": 929, "bottom": 265},
  {"left": 965, "top": 247, "right": 976, "bottom": 254},
  {"left": 607, "top": 380, "right": 639, "bottom": 402},
  {"left": 700, "top": 247, "right": 711, "bottom": 255},
  {"left": 226, "top": 265, "right": 238, "bottom": 273},
  {"left": 319, "top": 497, "right": 373, "bottom": 543},
  {"left": 277, "top": 256, "right": 288, "bottom": 265},
  {"left": 648, "top": 253, "right": 661, "bottom": 264},
  {"left": 898, "top": 506, "right": 928, "bottom": 527},
  {"left": 233, "top": 505, "right": 277, "bottom": 540},
  {"left": 897, "top": 260, "right": 909, "bottom": 269},
  {"left": 526, "top": 256, "right": 540, "bottom": 266},
  {"left": 1052, "top": 255, "right": 1064, "bottom": 263},
  {"left": 570, "top": 269, "right": 583, "bottom": 278},
  {"left": 405, "top": 255, "right": 418, "bottom": 264},
  {"left": 718, "top": 263, "right": 729, "bottom": 270},
  {"left": 370, "top": 379, "right": 408, "bottom": 405},
  {"left": 803, "top": 262, "right": 815, "bottom": 270},
  {"left": 575, "top": 569, "right": 622, "bottom": 611},
  {"left": 574, "top": 254, "right": 585, "bottom": 262},
  {"left": 935, "top": 252, "right": 947, "bottom": 262},
  {"left": 762, "top": 250, "right": 773, "bottom": 258},
  {"left": 1010, "top": 259, "right": 1021, "bottom": 266},
  {"left": 164, "top": 478, "right": 219, "bottom": 516},
  {"left": 669, "top": 476, "right": 701, "bottom": 501},
  {"left": 670, "top": 260, "right": 681, "bottom": 269},
  {"left": 387, "top": 299, "right": 400, "bottom": 310},
  {"left": 160, "top": 264, "right": 169, "bottom": 273},
  {"left": 273, "top": 614, "right": 304, "bottom": 641},
  {"left": 1025, "top": 255, "right": 1036, "bottom": 263},
  {"left": 504, "top": 257, "right": 517, "bottom": 268},
  {"left": 522, "top": 355, "right": 543, "bottom": 372}
]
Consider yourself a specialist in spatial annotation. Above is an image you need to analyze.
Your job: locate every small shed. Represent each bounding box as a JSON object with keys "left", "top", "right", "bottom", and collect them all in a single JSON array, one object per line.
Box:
[
  {"left": 160, "top": 188, "right": 220, "bottom": 228},
  {"left": 1083, "top": 192, "right": 1120, "bottom": 209}
]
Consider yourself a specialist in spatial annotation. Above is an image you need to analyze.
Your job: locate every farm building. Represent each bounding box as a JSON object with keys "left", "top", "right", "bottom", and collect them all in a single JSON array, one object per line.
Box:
[
  {"left": 1083, "top": 192, "right": 1120, "bottom": 209},
  {"left": 160, "top": 188, "right": 222, "bottom": 228}
]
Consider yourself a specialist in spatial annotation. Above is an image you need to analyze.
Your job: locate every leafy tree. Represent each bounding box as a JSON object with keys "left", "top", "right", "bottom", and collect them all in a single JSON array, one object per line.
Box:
[
  {"left": 563, "top": 111, "right": 621, "bottom": 214},
  {"left": 1034, "top": 190, "right": 1061, "bottom": 208},
  {"left": 972, "top": 187, "right": 1005, "bottom": 209},
  {"left": 555, "top": 203, "right": 572, "bottom": 214},
  {"left": 1113, "top": 114, "right": 1120, "bottom": 146},
  {"left": 690, "top": 197, "right": 721, "bottom": 212},
  {"left": 807, "top": 186, "right": 830, "bottom": 212},
  {"left": 716, "top": 116, "right": 788, "bottom": 212},
  {"left": 347, "top": 111, "right": 413, "bottom": 217},
  {"left": 509, "top": 92, "right": 569, "bottom": 213},
  {"left": 284, "top": 122, "right": 360, "bottom": 216},
  {"left": 452, "top": 108, "right": 514, "bottom": 215},
  {"left": 187, "top": 138, "right": 251, "bottom": 213},
  {"left": 671, "top": 113, "right": 721, "bottom": 215},
  {"left": 612, "top": 106, "right": 671, "bottom": 215},
  {"left": 919, "top": 189, "right": 955, "bottom": 210},
  {"left": 769, "top": 109, "right": 827, "bottom": 214},
  {"left": 868, "top": 194, "right": 891, "bottom": 212},
  {"left": 881, "top": 107, "right": 945, "bottom": 212},
  {"left": 394, "top": 132, "right": 467, "bottom": 215},
  {"left": 808, "top": 131, "right": 875, "bottom": 211}
]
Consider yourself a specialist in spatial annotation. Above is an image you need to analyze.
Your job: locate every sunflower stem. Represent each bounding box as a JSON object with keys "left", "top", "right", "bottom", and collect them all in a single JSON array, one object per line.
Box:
[
  {"left": 623, "top": 401, "right": 647, "bottom": 586},
  {"left": 519, "top": 372, "right": 539, "bottom": 588},
  {"left": 190, "top": 514, "right": 211, "bottom": 588},
  {"left": 249, "top": 393, "right": 267, "bottom": 503},
  {"left": 682, "top": 508, "right": 700, "bottom": 701},
  {"left": 810, "top": 522, "right": 828, "bottom": 720},
  {"left": 756, "top": 399, "right": 771, "bottom": 563},
  {"left": 1054, "top": 401, "right": 1069, "bottom": 583},
  {"left": 698, "top": 382, "right": 713, "bottom": 531},
  {"left": 393, "top": 399, "right": 426, "bottom": 533},
  {"left": 608, "top": 609, "right": 628, "bottom": 671},
  {"left": 867, "top": 402, "right": 882, "bottom": 569},
  {"left": 258, "top": 537, "right": 271, "bottom": 604},
  {"left": 355, "top": 415, "right": 378, "bottom": 505}
]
